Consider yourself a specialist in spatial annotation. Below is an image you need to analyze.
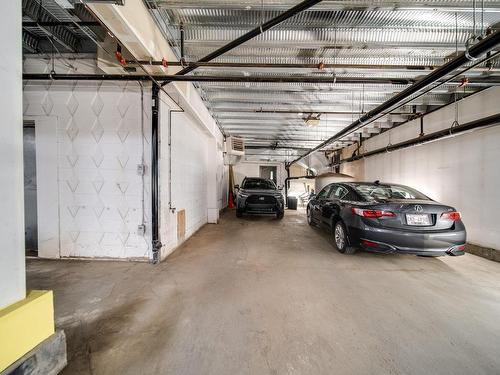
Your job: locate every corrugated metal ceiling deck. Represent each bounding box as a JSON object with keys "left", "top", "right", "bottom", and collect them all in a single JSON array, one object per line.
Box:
[
  {"left": 24, "top": 0, "right": 500, "bottom": 162},
  {"left": 144, "top": 0, "right": 500, "bottom": 161}
]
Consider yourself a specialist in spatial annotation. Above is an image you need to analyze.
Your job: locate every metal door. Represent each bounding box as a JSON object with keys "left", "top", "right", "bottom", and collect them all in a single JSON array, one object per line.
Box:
[
  {"left": 23, "top": 122, "right": 38, "bottom": 255},
  {"left": 259, "top": 166, "right": 277, "bottom": 184}
]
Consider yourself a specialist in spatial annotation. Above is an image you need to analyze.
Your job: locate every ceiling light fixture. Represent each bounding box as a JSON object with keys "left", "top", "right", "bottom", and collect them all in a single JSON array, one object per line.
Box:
[{"left": 304, "top": 113, "right": 321, "bottom": 127}]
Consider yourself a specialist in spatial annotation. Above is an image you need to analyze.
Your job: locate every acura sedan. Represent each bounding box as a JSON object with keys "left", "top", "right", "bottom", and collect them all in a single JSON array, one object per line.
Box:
[{"left": 307, "top": 181, "right": 466, "bottom": 256}]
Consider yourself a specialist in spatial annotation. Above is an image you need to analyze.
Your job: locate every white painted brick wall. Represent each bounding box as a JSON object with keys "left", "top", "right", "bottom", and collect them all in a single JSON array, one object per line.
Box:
[
  {"left": 172, "top": 112, "right": 209, "bottom": 235},
  {"left": 159, "top": 99, "right": 213, "bottom": 258}
]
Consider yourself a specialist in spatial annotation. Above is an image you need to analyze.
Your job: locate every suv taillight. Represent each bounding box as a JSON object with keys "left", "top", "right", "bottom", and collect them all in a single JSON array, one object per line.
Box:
[
  {"left": 352, "top": 207, "right": 396, "bottom": 218},
  {"left": 441, "top": 211, "right": 461, "bottom": 221}
]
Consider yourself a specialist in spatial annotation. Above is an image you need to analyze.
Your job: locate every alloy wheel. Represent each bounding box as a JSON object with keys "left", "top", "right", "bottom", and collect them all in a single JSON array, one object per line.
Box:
[{"left": 334, "top": 224, "right": 345, "bottom": 249}]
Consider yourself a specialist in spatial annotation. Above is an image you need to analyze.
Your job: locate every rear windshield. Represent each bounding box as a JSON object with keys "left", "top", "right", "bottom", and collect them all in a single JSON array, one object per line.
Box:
[
  {"left": 242, "top": 179, "right": 276, "bottom": 190},
  {"left": 351, "top": 183, "right": 429, "bottom": 201}
]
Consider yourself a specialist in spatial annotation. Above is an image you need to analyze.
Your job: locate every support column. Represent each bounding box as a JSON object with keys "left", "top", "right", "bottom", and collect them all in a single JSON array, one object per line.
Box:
[
  {"left": 206, "top": 137, "right": 219, "bottom": 224},
  {"left": 0, "top": 0, "right": 25, "bottom": 309},
  {"left": 0, "top": 5, "right": 61, "bottom": 373}
]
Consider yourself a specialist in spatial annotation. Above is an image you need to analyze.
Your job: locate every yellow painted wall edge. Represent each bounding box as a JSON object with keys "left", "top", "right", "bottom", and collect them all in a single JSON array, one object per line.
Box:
[{"left": 0, "top": 290, "right": 55, "bottom": 372}]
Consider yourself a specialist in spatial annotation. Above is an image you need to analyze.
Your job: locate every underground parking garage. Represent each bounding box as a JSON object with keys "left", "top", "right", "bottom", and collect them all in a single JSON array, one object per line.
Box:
[{"left": 1, "top": 0, "right": 500, "bottom": 374}]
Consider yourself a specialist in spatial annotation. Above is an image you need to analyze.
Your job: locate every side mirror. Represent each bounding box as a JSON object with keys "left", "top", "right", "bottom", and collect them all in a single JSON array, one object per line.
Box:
[
  {"left": 309, "top": 193, "right": 316, "bottom": 199},
  {"left": 234, "top": 185, "right": 239, "bottom": 190},
  {"left": 278, "top": 186, "right": 283, "bottom": 190}
]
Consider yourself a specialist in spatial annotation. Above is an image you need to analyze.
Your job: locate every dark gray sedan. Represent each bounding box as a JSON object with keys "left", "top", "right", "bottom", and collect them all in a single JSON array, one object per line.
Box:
[{"left": 307, "top": 181, "right": 466, "bottom": 256}]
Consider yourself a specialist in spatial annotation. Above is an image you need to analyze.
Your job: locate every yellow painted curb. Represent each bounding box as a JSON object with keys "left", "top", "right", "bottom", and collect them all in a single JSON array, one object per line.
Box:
[{"left": 0, "top": 290, "right": 55, "bottom": 372}]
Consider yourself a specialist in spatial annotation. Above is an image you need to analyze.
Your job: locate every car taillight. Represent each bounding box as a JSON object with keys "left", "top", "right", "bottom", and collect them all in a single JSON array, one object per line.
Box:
[
  {"left": 352, "top": 207, "right": 396, "bottom": 218},
  {"left": 441, "top": 211, "right": 461, "bottom": 221}
]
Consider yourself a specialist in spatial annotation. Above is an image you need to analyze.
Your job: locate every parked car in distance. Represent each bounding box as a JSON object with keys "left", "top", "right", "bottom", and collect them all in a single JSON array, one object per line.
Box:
[
  {"left": 307, "top": 181, "right": 466, "bottom": 256},
  {"left": 235, "top": 177, "right": 285, "bottom": 219}
]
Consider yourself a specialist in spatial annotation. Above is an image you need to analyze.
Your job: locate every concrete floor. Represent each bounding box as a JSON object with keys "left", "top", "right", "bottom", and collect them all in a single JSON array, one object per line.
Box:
[{"left": 27, "top": 210, "right": 500, "bottom": 375}]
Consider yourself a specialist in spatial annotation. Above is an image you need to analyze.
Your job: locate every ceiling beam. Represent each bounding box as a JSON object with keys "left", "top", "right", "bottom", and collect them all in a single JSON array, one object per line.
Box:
[
  {"left": 199, "top": 84, "right": 477, "bottom": 93},
  {"left": 210, "top": 109, "right": 417, "bottom": 116},
  {"left": 207, "top": 97, "right": 450, "bottom": 107},
  {"left": 22, "top": 73, "right": 500, "bottom": 88},
  {"left": 129, "top": 61, "right": 443, "bottom": 71},
  {"left": 22, "top": 0, "right": 80, "bottom": 52},
  {"left": 243, "top": 138, "right": 352, "bottom": 143},
  {"left": 184, "top": 40, "right": 470, "bottom": 50},
  {"left": 207, "top": 104, "right": 436, "bottom": 114},
  {"left": 22, "top": 21, "right": 101, "bottom": 27},
  {"left": 21, "top": 73, "right": 413, "bottom": 85}
]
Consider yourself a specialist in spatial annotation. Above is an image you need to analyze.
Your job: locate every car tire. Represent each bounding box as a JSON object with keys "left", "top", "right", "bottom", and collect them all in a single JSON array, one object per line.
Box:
[
  {"left": 276, "top": 210, "right": 284, "bottom": 220},
  {"left": 333, "top": 221, "right": 356, "bottom": 254},
  {"left": 236, "top": 209, "right": 243, "bottom": 218},
  {"left": 306, "top": 207, "right": 315, "bottom": 226}
]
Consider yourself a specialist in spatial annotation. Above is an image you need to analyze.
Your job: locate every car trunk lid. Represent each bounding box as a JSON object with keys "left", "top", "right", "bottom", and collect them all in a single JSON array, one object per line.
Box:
[{"left": 364, "top": 199, "right": 457, "bottom": 231}]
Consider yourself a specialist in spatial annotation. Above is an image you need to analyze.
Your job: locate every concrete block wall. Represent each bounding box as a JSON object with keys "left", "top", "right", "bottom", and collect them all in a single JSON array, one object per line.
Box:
[
  {"left": 23, "top": 58, "right": 227, "bottom": 261},
  {"left": 340, "top": 87, "right": 500, "bottom": 251},
  {"left": 158, "top": 95, "right": 226, "bottom": 260},
  {"left": 169, "top": 111, "right": 209, "bottom": 248},
  {"left": 24, "top": 56, "right": 153, "bottom": 259},
  {"left": 23, "top": 78, "right": 152, "bottom": 260}
]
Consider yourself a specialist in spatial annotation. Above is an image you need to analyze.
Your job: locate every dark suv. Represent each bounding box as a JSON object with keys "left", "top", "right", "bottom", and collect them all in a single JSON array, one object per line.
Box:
[{"left": 235, "top": 177, "right": 285, "bottom": 219}]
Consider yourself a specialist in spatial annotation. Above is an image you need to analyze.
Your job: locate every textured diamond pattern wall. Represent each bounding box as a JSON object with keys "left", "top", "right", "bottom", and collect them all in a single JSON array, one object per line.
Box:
[{"left": 24, "top": 76, "right": 152, "bottom": 259}]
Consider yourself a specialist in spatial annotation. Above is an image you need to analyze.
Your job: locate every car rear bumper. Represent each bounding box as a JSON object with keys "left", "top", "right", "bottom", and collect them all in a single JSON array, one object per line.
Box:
[
  {"left": 348, "top": 220, "right": 466, "bottom": 256},
  {"left": 358, "top": 239, "right": 466, "bottom": 256}
]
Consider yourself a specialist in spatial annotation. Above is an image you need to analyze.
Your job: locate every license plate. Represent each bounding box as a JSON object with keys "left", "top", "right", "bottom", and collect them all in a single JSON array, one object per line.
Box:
[{"left": 406, "top": 214, "right": 431, "bottom": 226}]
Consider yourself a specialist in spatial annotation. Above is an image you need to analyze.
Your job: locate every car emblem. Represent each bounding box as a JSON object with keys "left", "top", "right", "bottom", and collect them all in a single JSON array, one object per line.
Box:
[
  {"left": 414, "top": 205, "right": 423, "bottom": 212},
  {"left": 259, "top": 197, "right": 265, "bottom": 201}
]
